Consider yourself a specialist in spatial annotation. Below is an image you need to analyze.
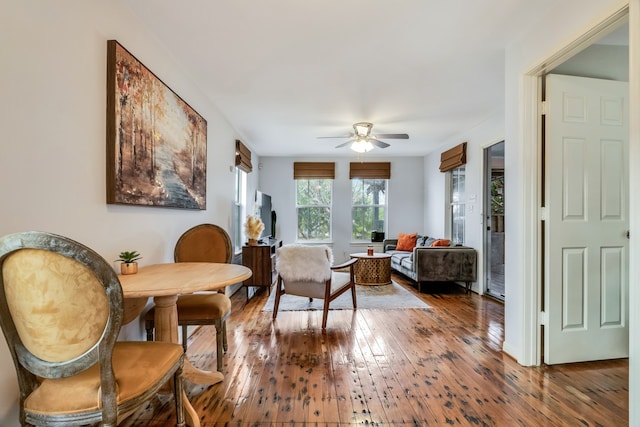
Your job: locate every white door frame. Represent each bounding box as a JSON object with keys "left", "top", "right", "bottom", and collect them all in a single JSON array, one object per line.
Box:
[
  {"left": 520, "top": 2, "right": 639, "bottom": 424},
  {"left": 521, "top": 4, "right": 631, "bottom": 367}
]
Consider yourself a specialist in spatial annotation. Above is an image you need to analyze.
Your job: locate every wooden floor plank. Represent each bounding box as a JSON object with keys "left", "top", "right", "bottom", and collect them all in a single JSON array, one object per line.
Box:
[
  {"left": 126, "top": 274, "right": 629, "bottom": 426},
  {"left": 361, "top": 310, "right": 443, "bottom": 425}
]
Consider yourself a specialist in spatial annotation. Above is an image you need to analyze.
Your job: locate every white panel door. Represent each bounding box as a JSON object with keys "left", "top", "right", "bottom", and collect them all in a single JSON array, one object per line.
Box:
[{"left": 545, "top": 74, "right": 629, "bottom": 364}]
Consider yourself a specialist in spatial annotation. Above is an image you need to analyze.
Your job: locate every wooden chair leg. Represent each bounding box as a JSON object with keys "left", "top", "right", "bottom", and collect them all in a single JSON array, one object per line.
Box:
[
  {"left": 272, "top": 279, "right": 283, "bottom": 320},
  {"left": 222, "top": 319, "right": 228, "bottom": 352},
  {"left": 181, "top": 325, "right": 188, "bottom": 352},
  {"left": 173, "top": 368, "right": 186, "bottom": 427},
  {"left": 350, "top": 284, "right": 357, "bottom": 309},
  {"left": 215, "top": 319, "right": 224, "bottom": 371},
  {"left": 145, "top": 319, "right": 154, "bottom": 341},
  {"left": 321, "top": 299, "right": 330, "bottom": 330}
]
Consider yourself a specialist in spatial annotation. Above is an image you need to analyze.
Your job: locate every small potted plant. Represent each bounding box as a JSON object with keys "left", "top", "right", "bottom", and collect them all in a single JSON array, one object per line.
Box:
[
  {"left": 244, "top": 215, "right": 264, "bottom": 246},
  {"left": 116, "top": 250, "right": 142, "bottom": 275}
]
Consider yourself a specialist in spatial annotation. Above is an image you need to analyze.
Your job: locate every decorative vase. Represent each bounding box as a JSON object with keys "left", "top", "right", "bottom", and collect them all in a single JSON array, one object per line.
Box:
[
  {"left": 121, "top": 262, "right": 138, "bottom": 275},
  {"left": 248, "top": 238, "right": 258, "bottom": 246}
]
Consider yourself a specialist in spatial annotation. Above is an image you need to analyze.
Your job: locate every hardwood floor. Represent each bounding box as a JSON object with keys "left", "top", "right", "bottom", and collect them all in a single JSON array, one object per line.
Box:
[{"left": 123, "top": 274, "right": 628, "bottom": 426}]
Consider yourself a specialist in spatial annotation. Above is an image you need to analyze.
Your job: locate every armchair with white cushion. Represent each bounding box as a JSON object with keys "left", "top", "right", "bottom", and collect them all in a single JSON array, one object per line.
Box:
[{"left": 272, "top": 244, "right": 358, "bottom": 329}]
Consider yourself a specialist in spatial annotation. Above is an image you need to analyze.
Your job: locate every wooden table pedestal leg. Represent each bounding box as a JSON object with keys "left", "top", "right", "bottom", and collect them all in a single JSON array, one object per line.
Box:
[
  {"left": 153, "top": 295, "right": 201, "bottom": 427},
  {"left": 153, "top": 295, "right": 224, "bottom": 427}
]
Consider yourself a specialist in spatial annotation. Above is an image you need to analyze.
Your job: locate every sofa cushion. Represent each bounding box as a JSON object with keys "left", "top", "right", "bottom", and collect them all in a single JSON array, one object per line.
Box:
[
  {"left": 400, "top": 256, "right": 413, "bottom": 271},
  {"left": 431, "top": 239, "right": 451, "bottom": 247},
  {"left": 396, "top": 233, "right": 417, "bottom": 251},
  {"left": 388, "top": 250, "right": 411, "bottom": 265}
]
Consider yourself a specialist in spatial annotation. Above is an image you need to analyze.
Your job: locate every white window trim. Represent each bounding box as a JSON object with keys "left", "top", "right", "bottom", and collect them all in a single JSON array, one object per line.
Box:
[{"left": 233, "top": 168, "right": 247, "bottom": 253}]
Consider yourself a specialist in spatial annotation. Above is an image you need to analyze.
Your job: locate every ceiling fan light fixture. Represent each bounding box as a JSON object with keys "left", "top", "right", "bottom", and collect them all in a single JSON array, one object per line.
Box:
[
  {"left": 350, "top": 138, "right": 373, "bottom": 153},
  {"left": 318, "top": 122, "right": 406, "bottom": 151}
]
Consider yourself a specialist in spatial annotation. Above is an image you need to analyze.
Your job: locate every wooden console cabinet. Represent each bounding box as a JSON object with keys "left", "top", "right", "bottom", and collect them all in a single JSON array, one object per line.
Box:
[{"left": 242, "top": 239, "right": 282, "bottom": 296}]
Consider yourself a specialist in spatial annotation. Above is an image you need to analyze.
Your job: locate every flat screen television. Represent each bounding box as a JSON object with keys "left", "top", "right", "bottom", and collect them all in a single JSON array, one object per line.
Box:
[{"left": 256, "top": 191, "right": 272, "bottom": 241}]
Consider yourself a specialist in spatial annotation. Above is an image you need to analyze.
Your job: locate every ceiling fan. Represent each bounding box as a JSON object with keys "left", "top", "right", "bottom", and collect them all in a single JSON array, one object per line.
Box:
[{"left": 317, "top": 122, "right": 409, "bottom": 153}]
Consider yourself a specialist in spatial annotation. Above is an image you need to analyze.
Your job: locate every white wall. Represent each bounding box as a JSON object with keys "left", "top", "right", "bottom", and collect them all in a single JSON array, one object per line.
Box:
[
  {"left": 423, "top": 109, "right": 505, "bottom": 293},
  {"left": 503, "top": 0, "right": 629, "bottom": 364},
  {"left": 423, "top": 153, "right": 446, "bottom": 238},
  {"left": 553, "top": 44, "right": 629, "bottom": 81},
  {"left": 258, "top": 157, "right": 424, "bottom": 262},
  {"left": 0, "top": 1, "right": 245, "bottom": 424}
]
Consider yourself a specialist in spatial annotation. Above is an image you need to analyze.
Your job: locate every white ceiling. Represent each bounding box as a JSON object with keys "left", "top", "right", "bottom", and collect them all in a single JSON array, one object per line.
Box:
[{"left": 121, "top": 1, "right": 564, "bottom": 157}]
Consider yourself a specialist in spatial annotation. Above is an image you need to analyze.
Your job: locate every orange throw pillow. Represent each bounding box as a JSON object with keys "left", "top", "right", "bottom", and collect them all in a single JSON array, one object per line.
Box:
[
  {"left": 431, "top": 239, "right": 451, "bottom": 247},
  {"left": 396, "top": 233, "right": 417, "bottom": 251}
]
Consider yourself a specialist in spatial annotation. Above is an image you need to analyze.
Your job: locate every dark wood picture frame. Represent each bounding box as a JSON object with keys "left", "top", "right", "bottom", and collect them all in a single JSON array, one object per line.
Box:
[{"left": 106, "top": 40, "right": 207, "bottom": 209}]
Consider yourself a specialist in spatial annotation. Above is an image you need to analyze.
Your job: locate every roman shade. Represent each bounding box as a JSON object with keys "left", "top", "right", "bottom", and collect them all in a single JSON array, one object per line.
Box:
[
  {"left": 349, "top": 162, "right": 391, "bottom": 179},
  {"left": 439, "top": 142, "right": 467, "bottom": 172},
  {"left": 293, "top": 162, "right": 335, "bottom": 179},
  {"left": 235, "top": 140, "right": 252, "bottom": 173}
]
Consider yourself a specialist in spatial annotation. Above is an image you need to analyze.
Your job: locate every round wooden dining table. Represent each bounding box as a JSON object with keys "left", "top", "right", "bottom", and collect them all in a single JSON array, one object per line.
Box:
[{"left": 119, "top": 262, "right": 252, "bottom": 427}]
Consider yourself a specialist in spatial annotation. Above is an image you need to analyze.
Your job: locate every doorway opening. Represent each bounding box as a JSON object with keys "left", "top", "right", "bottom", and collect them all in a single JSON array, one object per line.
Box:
[
  {"left": 519, "top": 7, "right": 629, "bottom": 366},
  {"left": 484, "top": 141, "right": 505, "bottom": 300}
]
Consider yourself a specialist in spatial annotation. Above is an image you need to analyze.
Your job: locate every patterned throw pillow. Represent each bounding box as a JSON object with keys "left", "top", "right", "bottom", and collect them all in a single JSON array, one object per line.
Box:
[
  {"left": 423, "top": 237, "right": 437, "bottom": 247},
  {"left": 396, "top": 233, "right": 418, "bottom": 251}
]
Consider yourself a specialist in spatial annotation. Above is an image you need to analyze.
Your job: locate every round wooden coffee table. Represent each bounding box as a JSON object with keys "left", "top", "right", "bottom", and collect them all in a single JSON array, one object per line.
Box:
[{"left": 349, "top": 253, "right": 392, "bottom": 286}]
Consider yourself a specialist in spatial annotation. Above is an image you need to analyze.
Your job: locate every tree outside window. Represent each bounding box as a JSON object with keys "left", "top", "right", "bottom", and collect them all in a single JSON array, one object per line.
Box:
[
  {"left": 296, "top": 179, "right": 332, "bottom": 241},
  {"left": 490, "top": 173, "right": 505, "bottom": 233},
  {"left": 491, "top": 174, "right": 504, "bottom": 215},
  {"left": 351, "top": 178, "right": 387, "bottom": 241}
]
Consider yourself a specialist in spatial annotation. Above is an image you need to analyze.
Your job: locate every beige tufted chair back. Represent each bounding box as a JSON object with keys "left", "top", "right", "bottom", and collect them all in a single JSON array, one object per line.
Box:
[{"left": 3, "top": 248, "right": 110, "bottom": 363}]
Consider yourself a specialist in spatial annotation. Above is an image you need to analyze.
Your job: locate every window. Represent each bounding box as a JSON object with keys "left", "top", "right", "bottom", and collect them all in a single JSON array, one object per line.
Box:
[
  {"left": 351, "top": 178, "right": 387, "bottom": 241},
  {"left": 296, "top": 179, "right": 332, "bottom": 241},
  {"left": 450, "top": 166, "right": 466, "bottom": 244},
  {"left": 233, "top": 167, "right": 247, "bottom": 251}
]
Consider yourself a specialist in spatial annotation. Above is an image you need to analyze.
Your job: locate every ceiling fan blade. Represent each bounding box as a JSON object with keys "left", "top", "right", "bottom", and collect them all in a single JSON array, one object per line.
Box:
[
  {"left": 374, "top": 133, "right": 409, "bottom": 139},
  {"left": 335, "top": 141, "right": 352, "bottom": 148},
  {"left": 317, "top": 133, "right": 354, "bottom": 139},
  {"left": 370, "top": 139, "right": 390, "bottom": 149}
]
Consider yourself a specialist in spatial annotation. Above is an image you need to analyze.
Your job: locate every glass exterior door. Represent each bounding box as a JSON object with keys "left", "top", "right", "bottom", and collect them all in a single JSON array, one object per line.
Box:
[{"left": 484, "top": 141, "right": 505, "bottom": 300}]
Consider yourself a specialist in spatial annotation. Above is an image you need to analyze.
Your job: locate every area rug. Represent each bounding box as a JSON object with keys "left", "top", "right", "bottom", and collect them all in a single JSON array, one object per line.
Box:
[{"left": 262, "top": 281, "right": 429, "bottom": 312}]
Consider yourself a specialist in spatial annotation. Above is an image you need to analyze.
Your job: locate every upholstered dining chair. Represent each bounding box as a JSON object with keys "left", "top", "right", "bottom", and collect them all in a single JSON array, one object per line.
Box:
[
  {"left": 145, "top": 223, "right": 232, "bottom": 371},
  {"left": 272, "top": 244, "right": 358, "bottom": 329},
  {"left": 0, "top": 231, "right": 185, "bottom": 427}
]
